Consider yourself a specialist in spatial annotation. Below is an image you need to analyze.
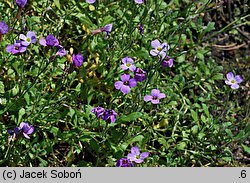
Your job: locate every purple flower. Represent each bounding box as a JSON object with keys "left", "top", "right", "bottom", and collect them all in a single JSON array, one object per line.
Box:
[
  {"left": 150, "top": 39, "right": 170, "bottom": 59},
  {"left": 7, "top": 122, "right": 34, "bottom": 141},
  {"left": 127, "top": 146, "right": 149, "bottom": 164},
  {"left": 135, "top": 0, "right": 144, "bottom": 4},
  {"left": 0, "top": 21, "right": 8, "bottom": 35},
  {"left": 144, "top": 89, "right": 166, "bottom": 104},
  {"left": 91, "top": 107, "right": 105, "bottom": 118},
  {"left": 72, "top": 53, "right": 84, "bottom": 67},
  {"left": 39, "top": 34, "right": 59, "bottom": 47},
  {"left": 121, "top": 57, "right": 136, "bottom": 72},
  {"left": 137, "top": 24, "right": 144, "bottom": 35},
  {"left": 116, "top": 158, "right": 134, "bottom": 167},
  {"left": 87, "top": 0, "right": 96, "bottom": 3},
  {"left": 134, "top": 68, "right": 146, "bottom": 82},
  {"left": 16, "top": 0, "right": 27, "bottom": 8},
  {"left": 6, "top": 40, "right": 27, "bottom": 54},
  {"left": 161, "top": 57, "right": 173, "bottom": 68},
  {"left": 19, "top": 31, "right": 36, "bottom": 46},
  {"left": 7, "top": 127, "right": 20, "bottom": 143},
  {"left": 225, "top": 72, "right": 243, "bottom": 89},
  {"left": 102, "top": 109, "right": 117, "bottom": 123},
  {"left": 18, "top": 122, "right": 34, "bottom": 139},
  {"left": 45, "top": 34, "right": 59, "bottom": 46},
  {"left": 100, "top": 24, "right": 112, "bottom": 40},
  {"left": 56, "top": 45, "right": 66, "bottom": 57},
  {"left": 114, "top": 74, "right": 137, "bottom": 94},
  {"left": 92, "top": 24, "right": 113, "bottom": 39}
]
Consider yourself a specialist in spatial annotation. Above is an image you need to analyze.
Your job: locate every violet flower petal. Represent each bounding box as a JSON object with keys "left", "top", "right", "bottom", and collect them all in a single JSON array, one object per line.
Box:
[
  {"left": 235, "top": 75, "right": 243, "bottom": 83},
  {"left": 23, "top": 133, "right": 30, "bottom": 139},
  {"left": 226, "top": 72, "right": 234, "bottom": 80},
  {"left": 6, "top": 45, "right": 14, "bottom": 53},
  {"left": 87, "top": 0, "right": 96, "bottom": 4},
  {"left": 120, "top": 74, "right": 130, "bottom": 82},
  {"left": 231, "top": 84, "right": 239, "bottom": 89},
  {"left": 26, "top": 126, "right": 34, "bottom": 134},
  {"left": 144, "top": 95, "right": 152, "bottom": 101},
  {"left": 19, "top": 46, "right": 27, "bottom": 52},
  {"left": 135, "top": 0, "right": 144, "bottom": 4},
  {"left": 115, "top": 81, "right": 123, "bottom": 90},
  {"left": 129, "top": 65, "right": 136, "bottom": 72},
  {"left": 140, "top": 152, "right": 149, "bottom": 159},
  {"left": 151, "top": 89, "right": 160, "bottom": 96},
  {"left": 129, "top": 78, "right": 137, "bottom": 88},
  {"left": 151, "top": 39, "right": 161, "bottom": 48},
  {"left": 151, "top": 99, "right": 160, "bottom": 104},
  {"left": 158, "top": 93, "right": 166, "bottom": 99},
  {"left": 121, "top": 85, "right": 130, "bottom": 94},
  {"left": 131, "top": 146, "right": 140, "bottom": 155},
  {"left": 39, "top": 38, "right": 47, "bottom": 46}
]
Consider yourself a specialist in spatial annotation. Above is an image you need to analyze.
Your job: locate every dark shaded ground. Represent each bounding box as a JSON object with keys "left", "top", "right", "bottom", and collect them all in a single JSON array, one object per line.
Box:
[{"left": 204, "top": 1, "right": 250, "bottom": 166}]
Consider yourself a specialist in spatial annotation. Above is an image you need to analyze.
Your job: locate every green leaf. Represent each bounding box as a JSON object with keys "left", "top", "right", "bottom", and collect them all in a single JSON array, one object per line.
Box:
[
  {"left": 205, "top": 22, "right": 215, "bottom": 32},
  {"left": 200, "top": 114, "right": 206, "bottom": 123},
  {"left": 234, "top": 130, "right": 246, "bottom": 140},
  {"left": 18, "top": 108, "right": 26, "bottom": 123},
  {"left": 197, "top": 52, "right": 204, "bottom": 61},
  {"left": 54, "top": 0, "right": 61, "bottom": 9},
  {"left": 135, "top": 48, "right": 149, "bottom": 58},
  {"left": 204, "top": 82, "right": 213, "bottom": 92},
  {"left": 131, "top": 135, "right": 144, "bottom": 144},
  {"left": 50, "top": 127, "right": 59, "bottom": 135},
  {"left": 212, "top": 73, "right": 223, "bottom": 80},
  {"left": 167, "top": 101, "right": 178, "bottom": 107},
  {"left": 225, "top": 129, "right": 233, "bottom": 138},
  {"left": 74, "top": 13, "right": 94, "bottom": 27},
  {"left": 12, "top": 85, "right": 19, "bottom": 96},
  {"left": 245, "top": 124, "right": 250, "bottom": 135},
  {"left": 68, "top": 108, "right": 75, "bottom": 118},
  {"left": 24, "top": 92, "right": 30, "bottom": 105},
  {"left": 198, "top": 132, "right": 205, "bottom": 140},
  {"left": 87, "top": 90, "right": 95, "bottom": 105},
  {"left": 176, "top": 142, "right": 187, "bottom": 150},
  {"left": 7, "top": 68, "right": 15, "bottom": 78},
  {"left": 221, "top": 157, "right": 232, "bottom": 162},
  {"left": 177, "top": 54, "right": 186, "bottom": 63},
  {"left": 241, "top": 144, "right": 250, "bottom": 154},
  {"left": 158, "top": 137, "right": 168, "bottom": 148},
  {"left": 78, "top": 135, "right": 92, "bottom": 142},
  {"left": 202, "top": 103, "right": 210, "bottom": 117},
  {"left": 191, "top": 125, "right": 199, "bottom": 135},
  {"left": 0, "top": 81, "right": 4, "bottom": 93},
  {"left": 37, "top": 157, "right": 48, "bottom": 167},
  {"left": 119, "top": 112, "right": 142, "bottom": 122},
  {"left": 120, "top": 142, "right": 129, "bottom": 150},
  {"left": 191, "top": 109, "right": 198, "bottom": 122}
]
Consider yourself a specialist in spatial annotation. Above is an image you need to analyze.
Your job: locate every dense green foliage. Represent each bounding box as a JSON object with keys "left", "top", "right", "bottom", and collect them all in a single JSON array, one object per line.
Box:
[{"left": 0, "top": 0, "right": 249, "bottom": 167}]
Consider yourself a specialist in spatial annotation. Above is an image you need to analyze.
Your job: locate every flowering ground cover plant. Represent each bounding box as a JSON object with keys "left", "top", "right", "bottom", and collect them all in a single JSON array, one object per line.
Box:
[{"left": 0, "top": 0, "right": 249, "bottom": 167}]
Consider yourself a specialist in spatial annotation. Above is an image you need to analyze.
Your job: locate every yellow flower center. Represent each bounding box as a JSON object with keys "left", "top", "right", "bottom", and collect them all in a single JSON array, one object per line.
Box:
[
  {"left": 126, "top": 63, "right": 131, "bottom": 67},
  {"left": 26, "top": 38, "right": 31, "bottom": 42},
  {"left": 157, "top": 47, "right": 162, "bottom": 51},
  {"left": 231, "top": 79, "right": 235, "bottom": 84}
]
